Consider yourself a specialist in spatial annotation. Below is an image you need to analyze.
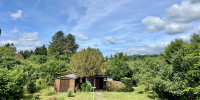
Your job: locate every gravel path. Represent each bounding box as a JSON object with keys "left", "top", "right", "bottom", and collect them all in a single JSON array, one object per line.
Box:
[{"left": 96, "top": 91, "right": 102, "bottom": 100}]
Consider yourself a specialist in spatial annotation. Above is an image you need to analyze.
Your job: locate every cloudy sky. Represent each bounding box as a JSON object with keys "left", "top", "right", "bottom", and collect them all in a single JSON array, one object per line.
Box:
[{"left": 0, "top": 0, "right": 200, "bottom": 56}]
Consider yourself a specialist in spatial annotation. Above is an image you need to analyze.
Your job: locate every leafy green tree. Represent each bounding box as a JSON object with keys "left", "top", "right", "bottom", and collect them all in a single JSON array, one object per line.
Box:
[
  {"left": 48, "top": 31, "right": 65, "bottom": 55},
  {"left": 0, "top": 46, "right": 21, "bottom": 69},
  {"left": 107, "top": 53, "right": 132, "bottom": 80},
  {"left": 5, "top": 43, "right": 16, "bottom": 52},
  {"left": 19, "top": 50, "right": 34, "bottom": 59},
  {"left": 0, "top": 46, "right": 16, "bottom": 58},
  {"left": 163, "top": 39, "right": 185, "bottom": 64},
  {"left": 0, "top": 68, "right": 27, "bottom": 99},
  {"left": 48, "top": 31, "right": 79, "bottom": 56},
  {"left": 70, "top": 48, "right": 105, "bottom": 85},
  {"left": 34, "top": 44, "right": 47, "bottom": 55},
  {"left": 63, "top": 33, "right": 79, "bottom": 56}
]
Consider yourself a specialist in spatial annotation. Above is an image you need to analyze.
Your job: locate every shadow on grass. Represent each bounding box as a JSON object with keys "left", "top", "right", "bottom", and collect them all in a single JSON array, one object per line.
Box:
[
  {"left": 137, "top": 91, "right": 144, "bottom": 94},
  {"left": 20, "top": 94, "right": 33, "bottom": 100},
  {"left": 68, "top": 94, "right": 76, "bottom": 97}
]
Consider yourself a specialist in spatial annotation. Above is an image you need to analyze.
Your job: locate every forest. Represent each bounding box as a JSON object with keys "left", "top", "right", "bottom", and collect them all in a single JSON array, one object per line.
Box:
[{"left": 1, "top": 30, "right": 200, "bottom": 100}]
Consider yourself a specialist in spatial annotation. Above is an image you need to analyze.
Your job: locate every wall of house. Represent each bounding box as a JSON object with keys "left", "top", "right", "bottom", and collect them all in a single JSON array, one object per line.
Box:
[
  {"left": 54, "top": 79, "right": 60, "bottom": 93},
  {"left": 69, "top": 79, "right": 75, "bottom": 92}
]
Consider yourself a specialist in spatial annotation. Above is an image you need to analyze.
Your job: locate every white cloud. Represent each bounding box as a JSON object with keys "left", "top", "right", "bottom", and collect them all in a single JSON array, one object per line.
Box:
[
  {"left": 142, "top": 16, "right": 165, "bottom": 32},
  {"left": 10, "top": 10, "right": 22, "bottom": 20},
  {"left": 20, "top": 32, "right": 38, "bottom": 41},
  {"left": 77, "top": 34, "right": 90, "bottom": 41},
  {"left": 165, "top": 23, "right": 192, "bottom": 34},
  {"left": 179, "top": 35, "right": 190, "bottom": 41},
  {"left": 120, "top": 43, "right": 168, "bottom": 55},
  {"left": 1, "top": 31, "right": 45, "bottom": 51},
  {"left": 142, "top": 0, "right": 200, "bottom": 35},
  {"left": 103, "top": 36, "right": 116, "bottom": 44},
  {"left": 167, "top": 1, "right": 200, "bottom": 23},
  {"left": 9, "top": 28, "right": 19, "bottom": 34}
]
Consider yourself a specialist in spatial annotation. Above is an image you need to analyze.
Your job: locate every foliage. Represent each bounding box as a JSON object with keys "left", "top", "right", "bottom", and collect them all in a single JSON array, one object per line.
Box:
[
  {"left": 68, "top": 88, "right": 73, "bottom": 97},
  {"left": 4, "top": 43, "right": 16, "bottom": 52},
  {"left": 0, "top": 56, "right": 21, "bottom": 69},
  {"left": 19, "top": 50, "right": 34, "bottom": 59},
  {"left": 0, "top": 46, "right": 16, "bottom": 58},
  {"left": 121, "top": 77, "right": 133, "bottom": 92},
  {"left": 107, "top": 52, "right": 132, "bottom": 80},
  {"left": 27, "top": 80, "right": 36, "bottom": 93},
  {"left": 80, "top": 83, "right": 91, "bottom": 92},
  {"left": 34, "top": 44, "right": 47, "bottom": 55},
  {"left": 28, "top": 55, "right": 48, "bottom": 64},
  {"left": 182, "top": 86, "right": 200, "bottom": 100},
  {"left": 128, "top": 33, "right": 200, "bottom": 99},
  {"left": 48, "top": 31, "right": 79, "bottom": 56},
  {"left": 70, "top": 47, "right": 105, "bottom": 78},
  {"left": 0, "top": 68, "right": 27, "bottom": 99},
  {"left": 63, "top": 33, "right": 79, "bottom": 56},
  {"left": 106, "top": 81, "right": 125, "bottom": 91}
]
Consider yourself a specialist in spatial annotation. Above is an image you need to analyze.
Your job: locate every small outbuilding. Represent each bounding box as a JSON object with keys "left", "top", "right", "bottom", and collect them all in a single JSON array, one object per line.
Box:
[
  {"left": 54, "top": 74, "right": 80, "bottom": 93},
  {"left": 54, "top": 74, "right": 113, "bottom": 93}
]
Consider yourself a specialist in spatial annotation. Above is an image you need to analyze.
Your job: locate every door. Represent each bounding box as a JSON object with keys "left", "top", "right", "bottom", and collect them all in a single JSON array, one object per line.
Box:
[
  {"left": 60, "top": 79, "right": 70, "bottom": 92},
  {"left": 96, "top": 78, "right": 100, "bottom": 89}
]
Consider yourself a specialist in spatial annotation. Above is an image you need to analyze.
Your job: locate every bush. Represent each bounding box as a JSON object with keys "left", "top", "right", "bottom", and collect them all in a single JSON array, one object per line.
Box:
[
  {"left": 106, "top": 81, "right": 125, "bottom": 91},
  {"left": 68, "top": 88, "right": 73, "bottom": 97},
  {"left": 81, "top": 83, "right": 91, "bottom": 92},
  {"left": 27, "top": 81, "right": 36, "bottom": 93},
  {"left": 32, "top": 93, "right": 40, "bottom": 100},
  {"left": 121, "top": 77, "right": 134, "bottom": 92},
  {"left": 183, "top": 87, "right": 200, "bottom": 100}
]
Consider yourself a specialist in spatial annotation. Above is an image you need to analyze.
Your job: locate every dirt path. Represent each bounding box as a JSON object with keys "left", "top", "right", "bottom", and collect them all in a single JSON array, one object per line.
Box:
[{"left": 96, "top": 91, "right": 102, "bottom": 100}]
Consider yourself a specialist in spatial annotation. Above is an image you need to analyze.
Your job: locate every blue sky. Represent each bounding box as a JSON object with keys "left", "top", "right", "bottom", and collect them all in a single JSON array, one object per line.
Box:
[{"left": 1, "top": 0, "right": 200, "bottom": 56}]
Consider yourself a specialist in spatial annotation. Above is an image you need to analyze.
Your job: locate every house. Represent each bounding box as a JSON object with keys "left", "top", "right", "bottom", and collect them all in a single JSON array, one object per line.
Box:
[{"left": 54, "top": 74, "right": 113, "bottom": 93}]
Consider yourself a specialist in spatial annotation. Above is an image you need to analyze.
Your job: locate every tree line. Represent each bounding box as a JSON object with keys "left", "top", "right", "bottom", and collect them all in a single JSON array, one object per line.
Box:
[{"left": 1, "top": 29, "right": 200, "bottom": 99}]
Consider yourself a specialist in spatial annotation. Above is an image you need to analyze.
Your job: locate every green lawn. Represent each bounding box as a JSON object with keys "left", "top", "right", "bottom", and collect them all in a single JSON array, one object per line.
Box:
[
  {"left": 21, "top": 92, "right": 93, "bottom": 100},
  {"left": 102, "top": 86, "right": 159, "bottom": 100},
  {"left": 102, "top": 91, "right": 158, "bottom": 100},
  {"left": 20, "top": 86, "right": 159, "bottom": 100}
]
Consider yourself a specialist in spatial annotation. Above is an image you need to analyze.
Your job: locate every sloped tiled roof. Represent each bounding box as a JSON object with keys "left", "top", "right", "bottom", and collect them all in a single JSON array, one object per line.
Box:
[
  {"left": 16, "top": 53, "right": 25, "bottom": 61},
  {"left": 56, "top": 74, "right": 79, "bottom": 79}
]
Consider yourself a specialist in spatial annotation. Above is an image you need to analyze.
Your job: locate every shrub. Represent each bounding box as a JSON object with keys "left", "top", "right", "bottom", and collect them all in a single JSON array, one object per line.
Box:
[
  {"left": 121, "top": 77, "right": 134, "bottom": 92},
  {"left": 81, "top": 83, "right": 91, "bottom": 92},
  {"left": 32, "top": 93, "right": 40, "bottom": 100},
  {"left": 27, "top": 81, "right": 36, "bottom": 93},
  {"left": 68, "top": 88, "right": 73, "bottom": 97},
  {"left": 106, "top": 81, "right": 125, "bottom": 91},
  {"left": 183, "top": 87, "right": 200, "bottom": 100}
]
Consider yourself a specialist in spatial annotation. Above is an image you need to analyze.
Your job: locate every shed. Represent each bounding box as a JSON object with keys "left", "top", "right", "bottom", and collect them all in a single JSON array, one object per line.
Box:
[{"left": 54, "top": 74, "right": 80, "bottom": 93}]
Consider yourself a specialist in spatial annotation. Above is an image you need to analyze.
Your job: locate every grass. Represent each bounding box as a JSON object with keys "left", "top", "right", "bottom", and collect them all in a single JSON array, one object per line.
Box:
[
  {"left": 20, "top": 87, "right": 93, "bottom": 100},
  {"left": 102, "top": 85, "right": 159, "bottom": 100},
  {"left": 20, "top": 85, "right": 159, "bottom": 100}
]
